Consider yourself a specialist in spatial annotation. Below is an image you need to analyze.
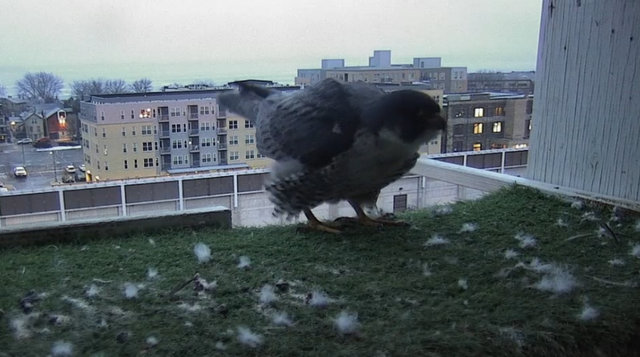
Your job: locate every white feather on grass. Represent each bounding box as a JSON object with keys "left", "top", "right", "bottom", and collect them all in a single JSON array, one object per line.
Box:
[
  {"left": 422, "top": 263, "right": 433, "bottom": 277},
  {"left": 147, "top": 267, "right": 159, "bottom": 279},
  {"left": 237, "top": 326, "right": 263, "bottom": 348},
  {"left": 51, "top": 340, "right": 73, "bottom": 357},
  {"left": 62, "top": 296, "right": 94, "bottom": 312},
  {"left": 237, "top": 256, "right": 251, "bottom": 269},
  {"left": 534, "top": 265, "right": 577, "bottom": 294},
  {"left": 514, "top": 232, "right": 537, "bottom": 248},
  {"left": 85, "top": 284, "right": 100, "bottom": 298},
  {"left": 631, "top": 244, "right": 640, "bottom": 259},
  {"left": 259, "top": 284, "right": 278, "bottom": 305},
  {"left": 333, "top": 311, "right": 360, "bottom": 335},
  {"left": 578, "top": 304, "right": 599, "bottom": 321},
  {"left": 193, "top": 243, "right": 211, "bottom": 263},
  {"left": 177, "top": 302, "right": 202, "bottom": 312},
  {"left": 556, "top": 217, "right": 569, "bottom": 227},
  {"left": 424, "top": 234, "right": 449, "bottom": 247},
  {"left": 308, "top": 290, "right": 331, "bottom": 307},
  {"left": 148, "top": 238, "right": 156, "bottom": 246},
  {"left": 215, "top": 341, "right": 227, "bottom": 350},
  {"left": 608, "top": 258, "right": 625, "bottom": 266},
  {"left": 571, "top": 200, "right": 584, "bottom": 210},
  {"left": 458, "top": 278, "right": 468, "bottom": 290},
  {"left": 504, "top": 249, "right": 519, "bottom": 260},
  {"left": 10, "top": 313, "right": 39, "bottom": 339},
  {"left": 433, "top": 205, "right": 453, "bottom": 216},
  {"left": 271, "top": 311, "right": 294, "bottom": 326},
  {"left": 124, "top": 283, "right": 139, "bottom": 299},
  {"left": 459, "top": 223, "right": 478, "bottom": 233},
  {"left": 146, "top": 336, "right": 159, "bottom": 347}
]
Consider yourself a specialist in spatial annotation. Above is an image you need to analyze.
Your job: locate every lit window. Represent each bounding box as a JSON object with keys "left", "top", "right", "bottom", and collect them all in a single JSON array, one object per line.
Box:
[
  {"left": 492, "top": 122, "right": 502, "bottom": 133},
  {"left": 139, "top": 108, "right": 152, "bottom": 118},
  {"left": 474, "top": 108, "right": 484, "bottom": 117},
  {"left": 473, "top": 143, "right": 482, "bottom": 151},
  {"left": 473, "top": 123, "right": 484, "bottom": 134},
  {"left": 495, "top": 107, "right": 505, "bottom": 116}
]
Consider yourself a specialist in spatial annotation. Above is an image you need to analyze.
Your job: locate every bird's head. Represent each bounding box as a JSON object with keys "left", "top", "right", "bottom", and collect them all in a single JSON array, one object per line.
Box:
[{"left": 377, "top": 90, "right": 446, "bottom": 144}]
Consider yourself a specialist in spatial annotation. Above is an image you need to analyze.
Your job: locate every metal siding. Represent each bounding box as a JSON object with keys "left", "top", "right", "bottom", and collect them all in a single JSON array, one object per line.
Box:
[
  {"left": 528, "top": 1, "right": 640, "bottom": 202},
  {"left": 64, "top": 187, "right": 122, "bottom": 209},
  {"left": 182, "top": 176, "right": 234, "bottom": 198},
  {"left": 237, "top": 173, "right": 267, "bottom": 192},
  {"left": 125, "top": 182, "right": 179, "bottom": 203},
  {"left": 0, "top": 192, "right": 60, "bottom": 215}
]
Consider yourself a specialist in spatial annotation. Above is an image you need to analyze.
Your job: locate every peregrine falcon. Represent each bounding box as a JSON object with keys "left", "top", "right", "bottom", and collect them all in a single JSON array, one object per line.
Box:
[{"left": 218, "top": 78, "right": 446, "bottom": 233}]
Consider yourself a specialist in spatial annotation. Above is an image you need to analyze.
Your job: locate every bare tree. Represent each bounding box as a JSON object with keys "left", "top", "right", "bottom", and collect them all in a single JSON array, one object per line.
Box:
[
  {"left": 16, "top": 72, "right": 64, "bottom": 103},
  {"left": 131, "top": 78, "right": 153, "bottom": 93},
  {"left": 71, "top": 79, "right": 106, "bottom": 99},
  {"left": 104, "top": 79, "right": 129, "bottom": 94}
]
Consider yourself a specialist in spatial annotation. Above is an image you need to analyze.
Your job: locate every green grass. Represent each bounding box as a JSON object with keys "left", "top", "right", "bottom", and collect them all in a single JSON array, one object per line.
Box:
[{"left": 1, "top": 186, "right": 640, "bottom": 356}]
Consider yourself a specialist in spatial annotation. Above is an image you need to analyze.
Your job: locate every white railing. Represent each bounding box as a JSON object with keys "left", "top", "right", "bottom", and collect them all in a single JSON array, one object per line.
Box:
[{"left": 411, "top": 158, "right": 640, "bottom": 212}]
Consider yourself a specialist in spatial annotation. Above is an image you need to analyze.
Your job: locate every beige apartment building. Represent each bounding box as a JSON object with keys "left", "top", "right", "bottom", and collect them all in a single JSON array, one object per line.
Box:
[{"left": 79, "top": 90, "right": 269, "bottom": 181}]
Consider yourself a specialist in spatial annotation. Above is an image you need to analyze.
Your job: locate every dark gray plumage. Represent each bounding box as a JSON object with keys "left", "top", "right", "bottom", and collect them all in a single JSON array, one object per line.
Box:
[{"left": 218, "top": 78, "right": 445, "bottom": 232}]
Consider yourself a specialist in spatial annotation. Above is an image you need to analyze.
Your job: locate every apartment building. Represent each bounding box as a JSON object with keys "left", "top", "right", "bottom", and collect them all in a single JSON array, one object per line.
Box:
[
  {"left": 79, "top": 90, "right": 268, "bottom": 181},
  {"left": 444, "top": 93, "right": 532, "bottom": 152},
  {"left": 295, "top": 50, "right": 468, "bottom": 93},
  {"left": 467, "top": 71, "right": 535, "bottom": 95}
]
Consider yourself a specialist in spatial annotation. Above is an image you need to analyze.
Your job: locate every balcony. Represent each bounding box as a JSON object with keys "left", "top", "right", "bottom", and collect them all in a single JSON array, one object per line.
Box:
[
  {"left": 217, "top": 143, "right": 227, "bottom": 150},
  {"left": 159, "top": 130, "right": 170, "bottom": 138},
  {"left": 160, "top": 147, "right": 171, "bottom": 154},
  {"left": 217, "top": 128, "right": 227, "bottom": 134},
  {"left": 189, "top": 129, "right": 199, "bottom": 136},
  {"left": 188, "top": 113, "right": 199, "bottom": 120},
  {"left": 189, "top": 145, "right": 199, "bottom": 152},
  {"left": 158, "top": 114, "right": 169, "bottom": 122}
]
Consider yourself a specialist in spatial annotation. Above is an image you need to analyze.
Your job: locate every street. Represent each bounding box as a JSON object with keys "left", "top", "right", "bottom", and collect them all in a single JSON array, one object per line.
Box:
[{"left": 0, "top": 143, "right": 84, "bottom": 191}]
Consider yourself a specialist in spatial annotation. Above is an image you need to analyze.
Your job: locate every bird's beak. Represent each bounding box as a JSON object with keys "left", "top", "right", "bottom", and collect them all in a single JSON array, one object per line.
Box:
[{"left": 432, "top": 113, "right": 447, "bottom": 131}]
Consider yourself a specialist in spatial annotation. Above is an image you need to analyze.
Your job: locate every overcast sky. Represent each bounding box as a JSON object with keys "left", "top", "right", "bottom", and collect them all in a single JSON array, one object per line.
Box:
[{"left": 1, "top": 0, "right": 542, "bottom": 89}]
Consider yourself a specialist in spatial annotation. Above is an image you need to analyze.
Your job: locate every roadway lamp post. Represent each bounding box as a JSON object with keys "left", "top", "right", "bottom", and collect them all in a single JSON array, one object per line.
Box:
[{"left": 50, "top": 151, "right": 58, "bottom": 183}]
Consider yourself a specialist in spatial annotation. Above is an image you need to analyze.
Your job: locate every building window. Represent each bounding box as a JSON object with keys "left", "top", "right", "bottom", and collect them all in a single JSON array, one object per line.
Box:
[
  {"left": 121, "top": 111, "right": 125, "bottom": 120},
  {"left": 230, "top": 151, "right": 239, "bottom": 161},
  {"left": 143, "top": 158, "right": 154, "bottom": 167},
  {"left": 229, "top": 120, "right": 238, "bottom": 129},
  {"left": 171, "top": 124, "right": 182, "bottom": 133},
  {"left": 473, "top": 143, "right": 482, "bottom": 151},
  {"left": 200, "top": 122, "right": 211, "bottom": 131},
  {"left": 171, "top": 107, "right": 181, "bottom": 117},
  {"left": 142, "top": 125, "right": 152, "bottom": 135},
  {"left": 244, "top": 120, "right": 254, "bottom": 128},
  {"left": 139, "top": 108, "right": 152, "bottom": 118},
  {"left": 492, "top": 122, "right": 503, "bottom": 133},
  {"left": 495, "top": 107, "right": 505, "bottom": 116},
  {"left": 245, "top": 150, "right": 255, "bottom": 159},
  {"left": 102, "top": 128, "right": 106, "bottom": 137},
  {"left": 473, "top": 123, "right": 484, "bottom": 134},
  {"left": 202, "top": 137, "right": 213, "bottom": 147},
  {"left": 143, "top": 142, "right": 153, "bottom": 151},
  {"left": 134, "top": 159, "right": 138, "bottom": 168},
  {"left": 132, "top": 127, "right": 136, "bottom": 136},
  {"left": 229, "top": 136, "right": 238, "bottom": 145},
  {"left": 133, "top": 143, "right": 137, "bottom": 152},
  {"left": 124, "top": 160, "right": 128, "bottom": 169},
  {"left": 474, "top": 108, "right": 484, "bottom": 117},
  {"left": 202, "top": 153, "right": 213, "bottom": 163},
  {"left": 453, "top": 124, "right": 464, "bottom": 136},
  {"left": 122, "top": 127, "right": 126, "bottom": 136},
  {"left": 245, "top": 134, "right": 254, "bottom": 144},
  {"left": 123, "top": 143, "right": 127, "bottom": 153},
  {"left": 393, "top": 194, "right": 408, "bottom": 213},
  {"left": 104, "top": 161, "right": 109, "bottom": 171}
]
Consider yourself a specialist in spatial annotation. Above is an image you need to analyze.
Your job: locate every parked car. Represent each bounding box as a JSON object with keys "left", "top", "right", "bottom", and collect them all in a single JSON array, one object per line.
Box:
[
  {"left": 62, "top": 173, "right": 75, "bottom": 183},
  {"left": 13, "top": 166, "right": 28, "bottom": 178},
  {"left": 33, "top": 137, "right": 52, "bottom": 148},
  {"left": 79, "top": 164, "right": 86, "bottom": 172},
  {"left": 64, "top": 165, "right": 77, "bottom": 174},
  {"left": 58, "top": 140, "right": 80, "bottom": 147},
  {"left": 16, "top": 138, "right": 33, "bottom": 145}
]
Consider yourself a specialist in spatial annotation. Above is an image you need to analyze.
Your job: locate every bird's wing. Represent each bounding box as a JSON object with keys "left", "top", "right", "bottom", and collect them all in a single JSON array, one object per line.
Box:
[{"left": 262, "top": 79, "right": 382, "bottom": 168}]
